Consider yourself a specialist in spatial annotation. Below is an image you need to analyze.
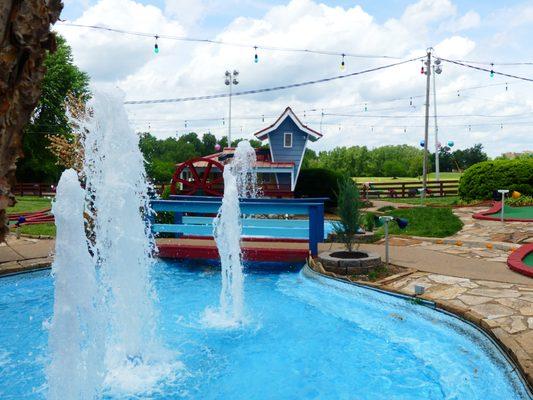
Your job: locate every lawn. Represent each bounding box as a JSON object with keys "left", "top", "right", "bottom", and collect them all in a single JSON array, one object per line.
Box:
[
  {"left": 378, "top": 207, "right": 463, "bottom": 238},
  {"left": 12, "top": 222, "right": 56, "bottom": 237},
  {"left": 353, "top": 172, "right": 462, "bottom": 183},
  {"left": 382, "top": 196, "right": 460, "bottom": 206},
  {"left": 8, "top": 196, "right": 52, "bottom": 214}
]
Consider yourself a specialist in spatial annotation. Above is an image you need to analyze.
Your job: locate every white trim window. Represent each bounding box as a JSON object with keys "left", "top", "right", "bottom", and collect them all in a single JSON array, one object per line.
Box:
[{"left": 283, "top": 132, "right": 293, "bottom": 148}]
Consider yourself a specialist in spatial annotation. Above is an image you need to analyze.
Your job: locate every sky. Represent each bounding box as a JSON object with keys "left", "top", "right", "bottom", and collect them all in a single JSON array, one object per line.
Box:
[{"left": 57, "top": 0, "right": 533, "bottom": 157}]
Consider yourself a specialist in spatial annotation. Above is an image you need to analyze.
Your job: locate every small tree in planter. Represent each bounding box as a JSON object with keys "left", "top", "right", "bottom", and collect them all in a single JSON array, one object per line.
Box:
[{"left": 332, "top": 177, "right": 362, "bottom": 253}]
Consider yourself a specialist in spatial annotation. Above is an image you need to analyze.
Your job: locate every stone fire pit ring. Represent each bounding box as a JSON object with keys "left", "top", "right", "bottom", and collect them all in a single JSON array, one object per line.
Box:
[{"left": 318, "top": 250, "right": 382, "bottom": 275}]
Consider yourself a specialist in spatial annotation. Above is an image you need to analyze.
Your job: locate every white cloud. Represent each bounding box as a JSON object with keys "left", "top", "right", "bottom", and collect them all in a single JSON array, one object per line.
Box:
[{"left": 59, "top": 0, "right": 533, "bottom": 156}]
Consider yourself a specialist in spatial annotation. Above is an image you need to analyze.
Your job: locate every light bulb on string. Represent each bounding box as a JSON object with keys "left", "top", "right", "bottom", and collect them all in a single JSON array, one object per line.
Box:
[
  {"left": 457, "top": 90, "right": 460, "bottom": 97},
  {"left": 409, "top": 97, "right": 413, "bottom": 107},
  {"left": 254, "top": 46, "right": 258, "bottom": 63},
  {"left": 261, "top": 114, "right": 264, "bottom": 122},
  {"left": 490, "top": 63, "right": 494, "bottom": 78},
  {"left": 340, "top": 54, "right": 345, "bottom": 71},
  {"left": 364, "top": 103, "right": 368, "bottom": 112},
  {"left": 505, "top": 82, "right": 508, "bottom": 91},
  {"left": 154, "top": 35, "right": 159, "bottom": 54},
  {"left": 403, "top": 127, "right": 407, "bottom": 133}
]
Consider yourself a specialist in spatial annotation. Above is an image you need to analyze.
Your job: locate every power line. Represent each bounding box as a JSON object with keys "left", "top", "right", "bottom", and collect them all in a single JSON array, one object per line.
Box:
[
  {"left": 450, "top": 59, "right": 533, "bottom": 66},
  {"left": 123, "top": 57, "right": 423, "bottom": 104},
  {"left": 57, "top": 22, "right": 402, "bottom": 60},
  {"left": 441, "top": 58, "right": 533, "bottom": 83}
]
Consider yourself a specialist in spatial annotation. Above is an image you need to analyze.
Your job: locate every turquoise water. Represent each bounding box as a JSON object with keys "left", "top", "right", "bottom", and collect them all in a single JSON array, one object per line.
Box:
[{"left": 0, "top": 262, "right": 530, "bottom": 399}]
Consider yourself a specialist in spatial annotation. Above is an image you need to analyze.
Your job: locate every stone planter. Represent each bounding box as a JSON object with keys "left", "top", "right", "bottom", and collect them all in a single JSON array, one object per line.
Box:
[{"left": 318, "top": 250, "right": 382, "bottom": 275}]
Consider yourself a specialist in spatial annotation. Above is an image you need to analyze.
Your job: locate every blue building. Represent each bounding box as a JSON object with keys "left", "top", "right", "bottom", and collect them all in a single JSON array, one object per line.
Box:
[
  {"left": 253, "top": 107, "right": 322, "bottom": 193},
  {"left": 172, "top": 107, "right": 321, "bottom": 197}
]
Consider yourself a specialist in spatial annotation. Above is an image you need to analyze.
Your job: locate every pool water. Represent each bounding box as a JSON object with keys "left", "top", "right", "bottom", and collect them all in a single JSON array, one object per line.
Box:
[{"left": 0, "top": 262, "right": 530, "bottom": 399}]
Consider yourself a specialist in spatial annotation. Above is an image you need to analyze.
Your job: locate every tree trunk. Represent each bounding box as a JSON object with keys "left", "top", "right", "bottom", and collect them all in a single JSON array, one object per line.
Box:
[{"left": 0, "top": 0, "right": 62, "bottom": 241}]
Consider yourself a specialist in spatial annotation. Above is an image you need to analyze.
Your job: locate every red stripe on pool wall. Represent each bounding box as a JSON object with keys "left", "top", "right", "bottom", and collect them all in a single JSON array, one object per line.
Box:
[
  {"left": 472, "top": 201, "right": 533, "bottom": 222},
  {"left": 157, "top": 243, "right": 309, "bottom": 262},
  {"left": 507, "top": 244, "right": 533, "bottom": 278}
]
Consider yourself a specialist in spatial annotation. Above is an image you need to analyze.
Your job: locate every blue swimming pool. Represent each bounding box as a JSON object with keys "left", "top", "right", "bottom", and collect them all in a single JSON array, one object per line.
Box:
[{"left": 0, "top": 262, "right": 530, "bottom": 399}]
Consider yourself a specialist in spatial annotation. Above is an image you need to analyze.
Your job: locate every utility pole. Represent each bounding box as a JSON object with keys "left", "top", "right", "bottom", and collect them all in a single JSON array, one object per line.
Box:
[
  {"left": 432, "top": 59, "right": 442, "bottom": 181},
  {"left": 422, "top": 49, "right": 432, "bottom": 198},
  {"left": 224, "top": 70, "right": 239, "bottom": 146}
]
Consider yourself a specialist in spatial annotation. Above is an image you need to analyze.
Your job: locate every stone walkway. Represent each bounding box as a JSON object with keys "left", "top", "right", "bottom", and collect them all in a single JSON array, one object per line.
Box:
[
  {"left": 380, "top": 271, "right": 533, "bottom": 386},
  {"left": 0, "top": 235, "right": 53, "bottom": 275}
]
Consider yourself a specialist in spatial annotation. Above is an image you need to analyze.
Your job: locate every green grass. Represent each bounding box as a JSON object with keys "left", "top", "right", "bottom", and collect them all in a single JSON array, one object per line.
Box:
[
  {"left": 13, "top": 223, "right": 56, "bottom": 237},
  {"left": 382, "top": 196, "right": 460, "bottom": 206},
  {"left": 8, "top": 196, "right": 52, "bottom": 214},
  {"left": 353, "top": 172, "right": 462, "bottom": 183},
  {"left": 378, "top": 207, "right": 463, "bottom": 238},
  {"left": 488, "top": 205, "right": 533, "bottom": 220}
]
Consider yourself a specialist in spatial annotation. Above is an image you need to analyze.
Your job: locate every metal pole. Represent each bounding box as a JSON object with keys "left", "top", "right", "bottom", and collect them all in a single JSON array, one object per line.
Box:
[
  {"left": 432, "top": 65, "right": 440, "bottom": 181},
  {"left": 422, "top": 49, "right": 431, "bottom": 199},
  {"left": 228, "top": 80, "right": 232, "bottom": 146},
  {"left": 501, "top": 192, "right": 505, "bottom": 222},
  {"left": 384, "top": 220, "right": 389, "bottom": 266}
]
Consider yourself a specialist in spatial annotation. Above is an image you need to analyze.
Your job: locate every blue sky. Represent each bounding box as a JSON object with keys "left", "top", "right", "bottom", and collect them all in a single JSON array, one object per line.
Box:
[{"left": 58, "top": 0, "right": 533, "bottom": 156}]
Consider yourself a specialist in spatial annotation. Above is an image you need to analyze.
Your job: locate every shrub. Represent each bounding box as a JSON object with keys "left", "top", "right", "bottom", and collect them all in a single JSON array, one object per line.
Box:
[
  {"left": 295, "top": 168, "right": 345, "bottom": 206},
  {"left": 458, "top": 159, "right": 533, "bottom": 201},
  {"left": 332, "top": 177, "right": 362, "bottom": 252},
  {"left": 507, "top": 195, "right": 533, "bottom": 207}
]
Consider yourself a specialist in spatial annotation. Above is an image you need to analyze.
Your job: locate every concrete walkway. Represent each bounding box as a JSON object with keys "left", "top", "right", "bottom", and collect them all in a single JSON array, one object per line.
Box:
[
  {"left": 0, "top": 236, "right": 53, "bottom": 275},
  {"left": 319, "top": 242, "right": 531, "bottom": 285}
]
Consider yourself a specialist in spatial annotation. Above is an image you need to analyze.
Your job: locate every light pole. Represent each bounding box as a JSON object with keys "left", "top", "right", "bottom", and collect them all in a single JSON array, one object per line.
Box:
[
  {"left": 432, "top": 59, "right": 442, "bottom": 181},
  {"left": 422, "top": 49, "right": 431, "bottom": 199},
  {"left": 224, "top": 70, "right": 239, "bottom": 147}
]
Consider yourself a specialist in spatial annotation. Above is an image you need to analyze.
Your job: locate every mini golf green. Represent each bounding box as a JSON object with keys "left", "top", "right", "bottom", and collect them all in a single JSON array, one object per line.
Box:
[
  {"left": 524, "top": 252, "right": 533, "bottom": 267},
  {"left": 474, "top": 202, "right": 533, "bottom": 222},
  {"left": 488, "top": 205, "right": 533, "bottom": 220}
]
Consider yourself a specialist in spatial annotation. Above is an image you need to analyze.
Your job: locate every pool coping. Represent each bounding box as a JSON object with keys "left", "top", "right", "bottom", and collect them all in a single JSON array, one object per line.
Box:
[
  {"left": 306, "top": 258, "right": 533, "bottom": 394},
  {"left": 508, "top": 244, "right": 533, "bottom": 278},
  {"left": 473, "top": 201, "right": 533, "bottom": 222}
]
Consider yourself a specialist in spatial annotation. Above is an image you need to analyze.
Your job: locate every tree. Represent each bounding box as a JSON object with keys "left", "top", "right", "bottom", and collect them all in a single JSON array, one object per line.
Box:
[
  {"left": 383, "top": 160, "right": 407, "bottom": 177},
  {"left": 0, "top": 0, "right": 63, "bottom": 240},
  {"left": 332, "top": 177, "right": 362, "bottom": 252},
  {"left": 201, "top": 132, "right": 217, "bottom": 155},
  {"left": 16, "top": 35, "right": 90, "bottom": 183}
]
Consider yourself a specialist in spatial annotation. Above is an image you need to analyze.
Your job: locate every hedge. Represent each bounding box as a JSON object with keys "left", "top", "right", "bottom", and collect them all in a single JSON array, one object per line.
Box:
[
  {"left": 295, "top": 168, "right": 345, "bottom": 206},
  {"left": 458, "top": 158, "right": 533, "bottom": 201}
]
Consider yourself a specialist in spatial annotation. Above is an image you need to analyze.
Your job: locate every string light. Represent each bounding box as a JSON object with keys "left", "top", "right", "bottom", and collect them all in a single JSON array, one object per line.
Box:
[
  {"left": 254, "top": 46, "right": 258, "bottom": 63},
  {"left": 340, "top": 54, "right": 345, "bottom": 71},
  {"left": 364, "top": 103, "right": 368, "bottom": 112},
  {"left": 490, "top": 63, "right": 494, "bottom": 78},
  {"left": 154, "top": 35, "right": 159, "bottom": 54}
]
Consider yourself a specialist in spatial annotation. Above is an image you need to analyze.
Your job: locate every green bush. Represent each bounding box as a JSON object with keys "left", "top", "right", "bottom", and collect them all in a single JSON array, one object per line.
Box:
[
  {"left": 295, "top": 168, "right": 345, "bottom": 206},
  {"left": 507, "top": 195, "right": 533, "bottom": 207},
  {"left": 458, "top": 159, "right": 533, "bottom": 201},
  {"left": 332, "top": 178, "right": 362, "bottom": 252}
]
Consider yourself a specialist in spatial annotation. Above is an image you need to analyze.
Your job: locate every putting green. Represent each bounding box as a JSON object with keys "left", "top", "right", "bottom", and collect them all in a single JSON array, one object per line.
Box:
[
  {"left": 524, "top": 252, "right": 533, "bottom": 267},
  {"left": 488, "top": 205, "right": 533, "bottom": 220}
]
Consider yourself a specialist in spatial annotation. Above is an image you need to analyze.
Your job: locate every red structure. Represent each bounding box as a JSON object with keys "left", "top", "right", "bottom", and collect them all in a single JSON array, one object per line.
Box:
[{"left": 170, "top": 147, "right": 295, "bottom": 197}]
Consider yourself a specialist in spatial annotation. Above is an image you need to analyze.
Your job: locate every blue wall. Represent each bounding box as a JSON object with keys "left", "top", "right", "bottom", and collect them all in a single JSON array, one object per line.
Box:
[{"left": 268, "top": 116, "right": 307, "bottom": 187}]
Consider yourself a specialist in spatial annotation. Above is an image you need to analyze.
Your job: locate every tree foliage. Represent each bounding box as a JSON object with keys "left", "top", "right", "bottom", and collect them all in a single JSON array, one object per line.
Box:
[
  {"left": 458, "top": 158, "right": 533, "bottom": 200},
  {"left": 332, "top": 177, "right": 362, "bottom": 252},
  {"left": 429, "top": 143, "right": 488, "bottom": 172},
  {"left": 16, "top": 35, "right": 90, "bottom": 183}
]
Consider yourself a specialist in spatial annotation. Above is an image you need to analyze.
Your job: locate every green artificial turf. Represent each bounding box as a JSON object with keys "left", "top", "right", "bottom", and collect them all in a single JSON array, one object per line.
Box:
[
  {"left": 488, "top": 205, "right": 533, "bottom": 220},
  {"left": 523, "top": 253, "right": 533, "bottom": 267},
  {"left": 378, "top": 207, "right": 463, "bottom": 238},
  {"left": 8, "top": 196, "right": 52, "bottom": 214}
]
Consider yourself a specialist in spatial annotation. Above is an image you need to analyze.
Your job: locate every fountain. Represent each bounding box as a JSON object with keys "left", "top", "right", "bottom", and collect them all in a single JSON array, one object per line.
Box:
[
  {"left": 47, "top": 169, "right": 104, "bottom": 400},
  {"left": 204, "top": 140, "right": 259, "bottom": 327},
  {"left": 47, "top": 88, "right": 176, "bottom": 397}
]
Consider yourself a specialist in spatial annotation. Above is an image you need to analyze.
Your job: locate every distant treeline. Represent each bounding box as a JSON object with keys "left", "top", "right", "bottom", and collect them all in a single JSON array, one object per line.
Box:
[{"left": 139, "top": 131, "right": 489, "bottom": 183}]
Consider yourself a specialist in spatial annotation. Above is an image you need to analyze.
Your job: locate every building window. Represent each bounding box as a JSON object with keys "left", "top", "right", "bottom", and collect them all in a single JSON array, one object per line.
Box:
[{"left": 284, "top": 132, "right": 293, "bottom": 148}]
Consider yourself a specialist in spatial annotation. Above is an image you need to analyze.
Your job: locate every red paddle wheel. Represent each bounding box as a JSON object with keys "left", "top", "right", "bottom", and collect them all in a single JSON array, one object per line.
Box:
[{"left": 170, "top": 157, "right": 225, "bottom": 196}]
